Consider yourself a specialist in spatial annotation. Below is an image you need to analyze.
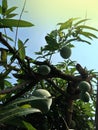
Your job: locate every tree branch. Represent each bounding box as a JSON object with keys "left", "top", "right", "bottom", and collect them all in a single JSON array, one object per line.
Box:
[{"left": 0, "top": 81, "right": 30, "bottom": 94}]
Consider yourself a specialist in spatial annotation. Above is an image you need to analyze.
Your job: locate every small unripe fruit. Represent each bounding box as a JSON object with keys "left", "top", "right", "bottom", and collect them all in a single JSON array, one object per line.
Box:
[
  {"left": 80, "top": 91, "right": 90, "bottom": 102},
  {"left": 38, "top": 65, "right": 51, "bottom": 75},
  {"left": 60, "top": 46, "right": 71, "bottom": 59},
  {"left": 79, "top": 81, "right": 91, "bottom": 92},
  {"left": 31, "top": 89, "right": 52, "bottom": 113}
]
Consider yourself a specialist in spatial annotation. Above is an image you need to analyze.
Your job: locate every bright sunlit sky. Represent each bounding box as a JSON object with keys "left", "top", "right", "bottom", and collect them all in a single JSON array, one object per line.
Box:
[{"left": 2, "top": 0, "right": 98, "bottom": 71}]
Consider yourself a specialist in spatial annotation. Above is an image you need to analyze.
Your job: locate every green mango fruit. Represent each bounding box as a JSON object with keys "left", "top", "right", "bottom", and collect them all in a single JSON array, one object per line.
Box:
[
  {"left": 31, "top": 89, "right": 52, "bottom": 113},
  {"left": 79, "top": 81, "right": 91, "bottom": 92},
  {"left": 60, "top": 46, "right": 71, "bottom": 59},
  {"left": 80, "top": 91, "right": 90, "bottom": 102},
  {"left": 38, "top": 65, "right": 51, "bottom": 75}
]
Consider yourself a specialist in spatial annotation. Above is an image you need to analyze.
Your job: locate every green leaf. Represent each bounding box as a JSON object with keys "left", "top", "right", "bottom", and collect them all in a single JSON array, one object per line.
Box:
[
  {"left": 45, "top": 35, "right": 57, "bottom": 45},
  {"left": 5, "top": 7, "right": 18, "bottom": 15},
  {"left": 58, "top": 18, "right": 78, "bottom": 31},
  {"left": 79, "top": 31, "right": 98, "bottom": 39},
  {"left": 0, "top": 19, "right": 34, "bottom": 28},
  {"left": 6, "top": 13, "right": 18, "bottom": 18},
  {"left": 4, "top": 80, "right": 12, "bottom": 88},
  {"left": 22, "top": 120, "right": 37, "bottom": 130},
  {"left": 74, "top": 19, "right": 90, "bottom": 26},
  {"left": 58, "top": 18, "right": 73, "bottom": 31},
  {"left": 0, "top": 107, "right": 41, "bottom": 123},
  {"left": 2, "top": 0, "right": 8, "bottom": 14},
  {"left": 6, "top": 118, "right": 37, "bottom": 130},
  {"left": 1, "top": 49, "right": 7, "bottom": 66},
  {"left": 2, "top": 34, "right": 14, "bottom": 41},
  {"left": 18, "top": 39, "right": 26, "bottom": 60},
  {"left": 9, "top": 96, "right": 48, "bottom": 106},
  {"left": 78, "top": 38, "right": 91, "bottom": 45},
  {"left": 43, "top": 36, "right": 59, "bottom": 51},
  {"left": 76, "top": 25, "right": 98, "bottom": 31},
  {"left": 0, "top": 94, "right": 6, "bottom": 100}
]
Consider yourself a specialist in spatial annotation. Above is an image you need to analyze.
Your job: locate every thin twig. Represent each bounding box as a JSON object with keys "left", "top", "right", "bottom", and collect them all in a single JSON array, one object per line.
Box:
[
  {"left": 62, "top": 118, "right": 69, "bottom": 130},
  {"left": 15, "top": 0, "right": 26, "bottom": 47}
]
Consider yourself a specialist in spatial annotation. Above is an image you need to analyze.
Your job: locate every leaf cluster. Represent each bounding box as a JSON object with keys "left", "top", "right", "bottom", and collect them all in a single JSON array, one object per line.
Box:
[{"left": 35, "top": 18, "right": 98, "bottom": 61}]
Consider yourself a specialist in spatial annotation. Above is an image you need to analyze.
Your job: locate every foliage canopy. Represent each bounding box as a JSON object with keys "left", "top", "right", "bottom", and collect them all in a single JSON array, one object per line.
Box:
[{"left": 0, "top": 0, "right": 98, "bottom": 130}]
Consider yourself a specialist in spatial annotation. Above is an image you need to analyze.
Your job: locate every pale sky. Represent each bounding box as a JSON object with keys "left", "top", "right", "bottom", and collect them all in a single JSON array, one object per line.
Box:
[
  {"left": 9, "top": 0, "right": 98, "bottom": 26},
  {"left": 3, "top": 0, "right": 98, "bottom": 71}
]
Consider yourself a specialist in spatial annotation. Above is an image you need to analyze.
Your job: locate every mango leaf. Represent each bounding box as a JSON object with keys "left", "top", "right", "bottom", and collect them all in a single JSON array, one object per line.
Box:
[
  {"left": 2, "top": 34, "right": 14, "bottom": 41},
  {"left": 6, "top": 13, "right": 18, "bottom": 18},
  {"left": 0, "top": 94, "right": 6, "bottom": 100},
  {"left": 76, "top": 25, "right": 98, "bottom": 31},
  {"left": 44, "top": 35, "right": 60, "bottom": 51},
  {"left": 78, "top": 38, "right": 91, "bottom": 45},
  {"left": 74, "top": 19, "right": 90, "bottom": 26},
  {"left": 5, "top": 7, "right": 17, "bottom": 15},
  {"left": 2, "top": 0, "right": 8, "bottom": 14},
  {"left": 0, "top": 19, "right": 34, "bottom": 28},
  {"left": 58, "top": 18, "right": 73, "bottom": 31},
  {"left": 18, "top": 39, "right": 26, "bottom": 60},
  {"left": 20, "top": 104, "right": 32, "bottom": 108},
  {"left": 79, "top": 31, "right": 98, "bottom": 39},
  {"left": 45, "top": 35, "right": 57, "bottom": 45},
  {"left": 5, "top": 118, "right": 37, "bottom": 130},
  {"left": 22, "top": 120, "right": 37, "bottom": 130},
  {"left": 4, "top": 80, "right": 12, "bottom": 88},
  {"left": 0, "top": 107, "right": 41, "bottom": 123},
  {"left": 1, "top": 49, "right": 7, "bottom": 66},
  {"left": 58, "top": 18, "right": 78, "bottom": 31},
  {"left": 7, "top": 96, "right": 47, "bottom": 106}
]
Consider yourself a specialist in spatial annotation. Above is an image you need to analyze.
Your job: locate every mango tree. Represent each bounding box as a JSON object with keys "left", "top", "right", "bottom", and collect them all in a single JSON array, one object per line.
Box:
[{"left": 0, "top": 0, "right": 98, "bottom": 130}]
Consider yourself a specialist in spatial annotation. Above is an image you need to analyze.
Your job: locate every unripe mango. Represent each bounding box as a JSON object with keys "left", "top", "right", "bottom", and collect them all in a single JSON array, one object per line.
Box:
[
  {"left": 60, "top": 46, "right": 71, "bottom": 59},
  {"left": 31, "top": 89, "right": 52, "bottom": 113},
  {"left": 38, "top": 65, "right": 51, "bottom": 75}
]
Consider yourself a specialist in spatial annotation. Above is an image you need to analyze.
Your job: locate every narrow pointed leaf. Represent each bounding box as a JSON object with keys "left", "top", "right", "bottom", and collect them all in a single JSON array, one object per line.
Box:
[
  {"left": 78, "top": 38, "right": 91, "bottom": 45},
  {"left": 58, "top": 18, "right": 79, "bottom": 31},
  {"left": 76, "top": 25, "right": 98, "bottom": 31},
  {"left": 58, "top": 18, "right": 73, "bottom": 30},
  {"left": 6, "top": 13, "right": 18, "bottom": 18},
  {"left": 5, "top": 7, "right": 17, "bottom": 15},
  {"left": 2, "top": 0, "right": 8, "bottom": 14},
  {"left": 22, "top": 120, "right": 37, "bottom": 130},
  {"left": 74, "top": 19, "right": 90, "bottom": 26},
  {"left": 3, "top": 96, "right": 47, "bottom": 108},
  {"left": 0, "top": 107, "right": 41, "bottom": 122},
  {"left": 0, "top": 19, "right": 34, "bottom": 28},
  {"left": 1, "top": 50, "right": 7, "bottom": 66},
  {"left": 5, "top": 118, "right": 37, "bottom": 130},
  {"left": 79, "top": 31, "right": 98, "bottom": 39},
  {"left": 18, "top": 39, "right": 26, "bottom": 60},
  {"left": 2, "top": 34, "right": 14, "bottom": 41}
]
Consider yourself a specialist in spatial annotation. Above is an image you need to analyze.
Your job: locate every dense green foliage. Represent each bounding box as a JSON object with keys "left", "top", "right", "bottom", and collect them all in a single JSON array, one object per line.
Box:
[{"left": 0, "top": 0, "right": 98, "bottom": 130}]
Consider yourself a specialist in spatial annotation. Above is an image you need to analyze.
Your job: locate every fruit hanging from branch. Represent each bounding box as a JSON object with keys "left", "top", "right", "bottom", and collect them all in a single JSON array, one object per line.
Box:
[
  {"left": 80, "top": 91, "right": 90, "bottom": 102},
  {"left": 79, "top": 81, "right": 91, "bottom": 92},
  {"left": 30, "top": 89, "right": 52, "bottom": 113},
  {"left": 60, "top": 46, "right": 71, "bottom": 59},
  {"left": 37, "top": 65, "right": 51, "bottom": 75}
]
